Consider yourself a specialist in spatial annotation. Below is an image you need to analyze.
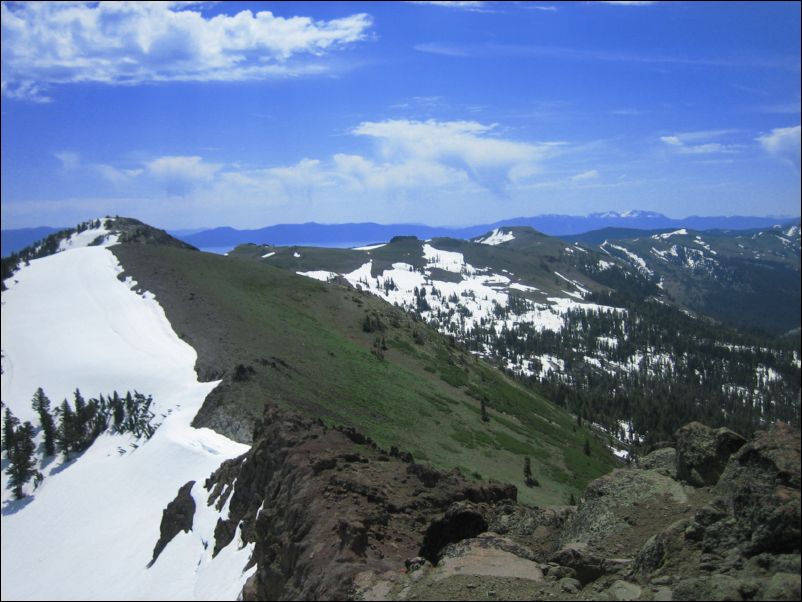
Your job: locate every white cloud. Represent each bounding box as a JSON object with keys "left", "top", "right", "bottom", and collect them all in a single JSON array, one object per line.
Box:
[
  {"left": 94, "top": 164, "right": 144, "bottom": 185},
  {"left": 757, "top": 125, "right": 801, "bottom": 171},
  {"left": 45, "top": 119, "right": 566, "bottom": 214},
  {"left": 659, "top": 130, "right": 740, "bottom": 155},
  {"left": 55, "top": 151, "right": 81, "bottom": 170},
  {"left": 571, "top": 169, "right": 600, "bottom": 181},
  {"left": 332, "top": 154, "right": 470, "bottom": 191},
  {"left": 407, "top": 1, "right": 489, "bottom": 10},
  {"left": 351, "top": 119, "right": 556, "bottom": 188},
  {"left": 1, "top": 2, "right": 372, "bottom": 101},
  {"left": 599, "top": 1, "right": 656, "bottom": 5},
  {"left": 146, "top": 156, "right": 222, "bottom": 195}
]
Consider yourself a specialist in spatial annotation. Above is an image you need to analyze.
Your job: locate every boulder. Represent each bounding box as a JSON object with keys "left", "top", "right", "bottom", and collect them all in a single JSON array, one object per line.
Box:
[
  {"left": 639, "top": 447, "right": 677, "bottom": 478},
  {"left": 633, "top": 518, "right": 691, "bottom": 575},
  {"left": 559, "top": 467, "right": 689, "bottom": 557},
  {"left": 673, "top": 574, "right": 745, "bottom": 601},
  {"left": 559, "top": 577, "right": 581, "bottom": 594},
  {"left": 549, "top": 543, "right": 607, "bottom": 585},
  {"left": 712, "top": 422, "right": 801, "bottom": 555},
  {"left": 674, "top": 422, "right": 745, "bottom": 487},
  {"left": 606, "top": 580, "right": 642, "bottom": 601}
]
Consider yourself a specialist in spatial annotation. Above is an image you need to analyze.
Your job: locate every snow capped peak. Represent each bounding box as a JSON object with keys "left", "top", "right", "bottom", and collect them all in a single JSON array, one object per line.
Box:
[
  {"left": 621, "top": 210, "right": 665, "bottom": 218},
  {"left": 475, "top": 228, "right": 515, "bottom": 246},
  {"left": 589, "top": 210, "right": 667, "bottom": 220}
]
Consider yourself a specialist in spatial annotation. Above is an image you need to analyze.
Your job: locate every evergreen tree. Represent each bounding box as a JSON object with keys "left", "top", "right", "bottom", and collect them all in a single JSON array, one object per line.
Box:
[
  {"left": 32, "top": 387, "right": 57, "bottom": 456},
  {"left": 2, "top": 408, "right": 20, "bottom": 455},
  {"left": 6, "top": 421, "right": 38, "bottom": 500},
  {"left": 57, "top": 399, "right": 77, "bottom": 459},
  {"left": 480, "top": 397, "right": 489, "bottom": 422},
  {"left": 583, "top": 438, "right": 591, "bottom": 456},
  {"left": 523, "top": 456, "right": 538, "bottom": 486},
  {"left": 111, "top": 391, "right": 124, "bottom": 432}
]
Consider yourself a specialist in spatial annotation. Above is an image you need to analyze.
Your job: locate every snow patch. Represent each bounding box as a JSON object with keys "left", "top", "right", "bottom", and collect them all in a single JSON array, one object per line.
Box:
[
  {"left": 476, "top": 229, "right": 515, "bottom": 246},
  {"left": 1, "top": 246, "right": 251, "bottom": 601},
  {"left": 651, "top": 229, "right": 687, "bottom": 240}
]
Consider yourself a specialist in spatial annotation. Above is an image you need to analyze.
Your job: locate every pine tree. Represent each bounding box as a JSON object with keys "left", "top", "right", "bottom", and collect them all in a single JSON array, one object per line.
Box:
[
  {"left": 2, "top": 408, "right": 20, "bottom": 455},
  {"left": 583, "top": 438, "right": 591, "bottom": 456},
  {"left": 6, "top": 421, "right": 38, "bottom": 500},
  {"left": 523, "top": 456, "right": 538, "bottom": 486},
  {"left": 57, "top": 399, "right": 76, "bottom": 459},
  {"left": 111, "top": 391, "right": 124, "bottom": 432},
  {"left": 32, "top": 387, "right": 57, "bottom": 456},
  {"left": 480, "top": 397, "right": 489, "bottom": 422}
]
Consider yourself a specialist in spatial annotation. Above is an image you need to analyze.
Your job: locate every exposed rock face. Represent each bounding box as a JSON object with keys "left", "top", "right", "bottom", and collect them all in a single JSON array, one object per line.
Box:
[
  {"left": 204, "top": 405, "right": 516, "bottom": 600},
  {"left": 674, "top": 422, "right": 746, "bottom": 487},
  {"left": 711, "top": 421, "right": 800, "bottom": 556},
  {"left": 149, "top": 480, "right": 196, "bottom": 567},
  {"left": 203, "top": 411, "right": 800, "bottom": 601}
]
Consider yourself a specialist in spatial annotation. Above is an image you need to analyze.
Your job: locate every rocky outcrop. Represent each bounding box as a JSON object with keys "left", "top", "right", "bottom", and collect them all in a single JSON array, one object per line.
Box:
[
  {"left": 203, "top": 411, "right": 800, "bottom": 601},
  {"left": 558, "top": 467, "right": 694, "bottom": 558},
  {"left": 638, "top": 446, "right": 677, "bottom": 478},
  {"left": 674, "top": 422, "right": 746, "bottom": 487},
  {"left": 204, "top": 405, "right": 517, "bottom": 600},
  {"left": 148, "top": 480, "right": 196, "bottom": 567},
  {"left": 712, "top": 421, "right": 800, "bottom": 556}
]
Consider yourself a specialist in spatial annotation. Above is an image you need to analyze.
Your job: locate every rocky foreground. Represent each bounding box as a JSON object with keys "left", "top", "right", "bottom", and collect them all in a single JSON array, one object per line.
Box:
[{"left": 155, "top": 408, "right": 801, "bottom": 600}]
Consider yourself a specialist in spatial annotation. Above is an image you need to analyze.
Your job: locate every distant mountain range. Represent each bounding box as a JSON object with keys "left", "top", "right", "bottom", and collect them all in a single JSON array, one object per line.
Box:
[
  {"left": 172, "top": 212, "right": 800, "bottom": 250},
  {"left": 3, "top": 211, "right": 798, "bottom": 256}
]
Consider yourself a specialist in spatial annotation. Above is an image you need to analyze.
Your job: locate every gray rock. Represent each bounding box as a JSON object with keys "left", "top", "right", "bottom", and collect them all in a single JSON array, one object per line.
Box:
[
  {"left": 653, "top": 586, "right": 673, "bottom": 601},
  {"left": 634, "top": 518, "right": 691, "bottom": 575},
  {"left": 560, "top": 577, "right": 582, "bottom": 594},
  {"left": 673, "top": 574, "right": 744, "bottom": 601},
  {"left": 640, "top": 447, "right": 678, "bottom": 478},
  {"left": 559, "top": 468, "right": 688, "bottom": 555},
  {"left": 674, "top": 422, "right": 745, "bottom": 487},
  {"left": 550, "top": 543, "right": 607, "bottom": 585},
  {"left": 607, "top": 580, "right": 642, "bottom": 601},
  {"left": 712, "top": 422, "right": 801, "bottom": 556},
  {"left": 760, "top": 572, "right": 801, "bottom": 601}
]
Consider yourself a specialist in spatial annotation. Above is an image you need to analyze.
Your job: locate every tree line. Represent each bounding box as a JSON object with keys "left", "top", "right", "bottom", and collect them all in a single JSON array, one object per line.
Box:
[{"left": 2, "top": 386, "right": 158, "bottom": 500}]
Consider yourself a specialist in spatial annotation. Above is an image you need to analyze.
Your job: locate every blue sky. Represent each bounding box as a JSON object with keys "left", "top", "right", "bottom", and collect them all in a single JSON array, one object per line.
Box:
[{"left": 1, "top": 1, "right": 800, "bottom": 229}]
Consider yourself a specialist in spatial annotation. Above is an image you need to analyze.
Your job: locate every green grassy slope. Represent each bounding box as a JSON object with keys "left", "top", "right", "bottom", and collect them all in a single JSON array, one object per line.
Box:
[{"left": 114, "top": 243, "right": 616, "bottom": 505}]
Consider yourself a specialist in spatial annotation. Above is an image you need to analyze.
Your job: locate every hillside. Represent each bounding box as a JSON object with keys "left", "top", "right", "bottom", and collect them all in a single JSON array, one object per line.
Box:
[
  {"left": 113, "top": 237, "right": 617, "bottom": 507},
  {"left": 233, "top": 225, "right": 800, "bottom": 443},
  {"left": 568, "top": 221, "right": 802, "bottom": 335}
]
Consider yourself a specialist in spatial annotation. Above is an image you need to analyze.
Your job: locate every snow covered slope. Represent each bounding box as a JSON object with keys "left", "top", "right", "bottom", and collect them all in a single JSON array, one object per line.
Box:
[{"left": 1, "top": 239, "right": 252, "bottom": 601}]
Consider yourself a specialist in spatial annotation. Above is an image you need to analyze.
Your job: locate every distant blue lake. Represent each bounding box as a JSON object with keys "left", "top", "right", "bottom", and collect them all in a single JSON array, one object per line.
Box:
[{"left": 200, "top": 241, "right": 377, "bottom": 255}]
